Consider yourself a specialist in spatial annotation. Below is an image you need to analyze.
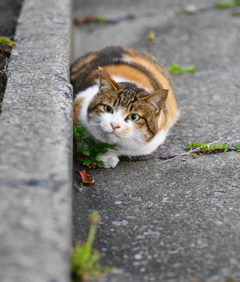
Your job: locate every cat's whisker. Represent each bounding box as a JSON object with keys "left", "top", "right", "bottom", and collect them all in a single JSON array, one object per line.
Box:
[{"left": 122, "top": 137, "right": 141, "bottom": 153}]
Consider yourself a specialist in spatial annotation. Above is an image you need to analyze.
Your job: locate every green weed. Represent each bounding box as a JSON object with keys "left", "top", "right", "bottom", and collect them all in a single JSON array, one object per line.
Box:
[
  {"left": 180, "top": 10, "right": 192, "bottom": 15},
  {"left": 234, "top": 0, "right": 240, "bottom": 5},
  {"left": 95, "top": 16, "right": 110, "bottom": 24},
  {"left": 71, "top": 211, "right": 118, "bottom": 282},
  {"left": 73, "top": 125, "right": 117, "bottom": 167},
  {"left": 214, "top": 0, "right": 240, "bottom": 15},
  {"left": 0, "top": 37, "right": 16, "bottom": 55},
  {"left": 186, "top": 141, "right": 229, "bottom": 152},
  {"left": 147, "top": 30, "right": 156, "bottom": 53},
  {"left": 169, "top": 63, "right": 199, "bottom": 74},
  {"left": 214, "top": 0, "right": 234, "bottom": 8},
  {"left": 235, "top": 143, "right": 240, "bottom": 150}
]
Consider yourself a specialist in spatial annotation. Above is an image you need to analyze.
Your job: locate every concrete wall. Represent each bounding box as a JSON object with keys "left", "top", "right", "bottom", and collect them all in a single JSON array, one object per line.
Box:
[{"left": 0, "top": 0, "right": 72, "bottom": 281}]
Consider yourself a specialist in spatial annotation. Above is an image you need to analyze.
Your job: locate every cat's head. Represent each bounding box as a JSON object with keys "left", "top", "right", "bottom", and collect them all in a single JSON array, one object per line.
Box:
[{"left": 87, "top": 67, "right": 168, "bottom": 151}]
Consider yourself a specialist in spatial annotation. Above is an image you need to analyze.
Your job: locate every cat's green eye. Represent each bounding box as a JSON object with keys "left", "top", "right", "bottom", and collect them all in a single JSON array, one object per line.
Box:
[
  {"left": 128, "top": 113, "right": 140, "bottom": 122},
  {"left": 104, "top": 105, "right": 114, "bottom": 114}
]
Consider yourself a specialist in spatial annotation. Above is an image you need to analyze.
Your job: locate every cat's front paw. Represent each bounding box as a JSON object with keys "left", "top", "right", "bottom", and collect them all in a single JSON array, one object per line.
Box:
[{"left": 99, "top": 153, "right": 119, "bottom": 168}]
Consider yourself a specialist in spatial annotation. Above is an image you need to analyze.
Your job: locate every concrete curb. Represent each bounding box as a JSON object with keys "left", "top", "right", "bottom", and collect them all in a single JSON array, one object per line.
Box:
[{"left": 0, "top": 0, "right": 72, "bottom": 281}]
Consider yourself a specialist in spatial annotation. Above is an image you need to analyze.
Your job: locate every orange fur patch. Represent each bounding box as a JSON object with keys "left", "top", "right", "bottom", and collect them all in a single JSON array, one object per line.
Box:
[
  {"left": 119, "top": 125, "right": 130, "bottom": 136},
  {"left": 103, "top": 64, "right": 154, "bottom": 91},
  {"left": 73, "top": 96, "right": 85, "bottom": 125}
]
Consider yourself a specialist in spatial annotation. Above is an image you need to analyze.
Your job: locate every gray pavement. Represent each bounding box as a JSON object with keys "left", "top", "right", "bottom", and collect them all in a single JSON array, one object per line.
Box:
[
  {"left": 0, "top": 0, "right": 72, "bottom": 282},
  {"left": 72, "top": 0, "right": 240, "bottom": 281}
]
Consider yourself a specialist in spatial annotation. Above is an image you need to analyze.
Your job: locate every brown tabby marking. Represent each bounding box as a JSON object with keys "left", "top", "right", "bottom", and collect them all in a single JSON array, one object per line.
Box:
[{"left": 73, "top": 96, "right": 84, "bottom": 126}]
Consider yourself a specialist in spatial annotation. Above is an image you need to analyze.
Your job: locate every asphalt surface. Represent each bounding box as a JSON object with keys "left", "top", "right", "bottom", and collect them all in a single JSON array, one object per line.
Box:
[{"left": 72, "top": 1, "right": 240, "bottom": 281}]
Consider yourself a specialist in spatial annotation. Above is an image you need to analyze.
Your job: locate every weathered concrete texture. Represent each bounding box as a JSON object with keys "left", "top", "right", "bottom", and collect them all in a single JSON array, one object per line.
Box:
[
  {"left": 0, "top": 1, "right": 72, "bottom": 282},
  {"left": 72, "top": 0, "right": 240, "bottom": 281}
]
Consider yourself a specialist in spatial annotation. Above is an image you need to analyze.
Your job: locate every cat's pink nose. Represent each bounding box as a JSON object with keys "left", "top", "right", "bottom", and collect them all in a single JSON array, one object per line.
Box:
[{"left": 111, "top": 122, "right": 120, "bottom": 130}]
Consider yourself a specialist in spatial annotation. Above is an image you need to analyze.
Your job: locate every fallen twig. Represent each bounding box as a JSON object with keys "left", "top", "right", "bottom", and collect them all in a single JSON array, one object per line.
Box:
[{"left": 158, "top": 137, "right": 224, "bottom": 166}]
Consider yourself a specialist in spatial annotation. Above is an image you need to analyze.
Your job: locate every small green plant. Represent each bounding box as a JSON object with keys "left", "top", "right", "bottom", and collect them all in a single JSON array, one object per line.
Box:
[
  {"left": 180, "top": 9, "right": 191, "bottom": 15},
  {"left": 73, "top": 125, "right": 117, "bottom": 167},
  {"left": 214, "top": 0, "right": 240, "bottom": 15},
  {"left": 235, "top": 143, "right": 240, "bottom": 150},
  {"left": 71, "top": 211, "right": 118, "bottom": 282},
  {"left": 0, "top": 37, "right": 16, "bottom": 55},
  {"left": 169, "top": 63, "right": 199, "bottom": 74},
  {"left": 95, "top": 16, "right": 110, "bottom": 24},
  {"left": 186, "top": 141, "right": 229, "bottom": 152},
  {"left": 214, "top": 0, "right": 234, "bottom": 8},
  {"left": 147, "top": 30, "right": 156, "bottom": 53}
]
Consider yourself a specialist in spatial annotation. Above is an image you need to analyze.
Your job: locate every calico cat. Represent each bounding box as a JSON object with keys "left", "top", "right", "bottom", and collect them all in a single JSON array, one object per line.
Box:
[{"left": 71, "top": 46, "right": 178, "bottom": 168}]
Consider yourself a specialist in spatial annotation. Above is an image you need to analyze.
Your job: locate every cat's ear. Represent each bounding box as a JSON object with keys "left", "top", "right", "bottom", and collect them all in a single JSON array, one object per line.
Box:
[
  {"left": 98, "top": 66, "right": 119, "bottom": 91},
  {"left": 141, "top": 89, "right": 168, "bottom": 113}
]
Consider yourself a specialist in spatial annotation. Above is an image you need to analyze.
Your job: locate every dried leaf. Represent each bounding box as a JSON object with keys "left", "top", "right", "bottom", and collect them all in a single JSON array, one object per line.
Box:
[{"left": 78, "top": 170, "right": 95, "bottom": 184}]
